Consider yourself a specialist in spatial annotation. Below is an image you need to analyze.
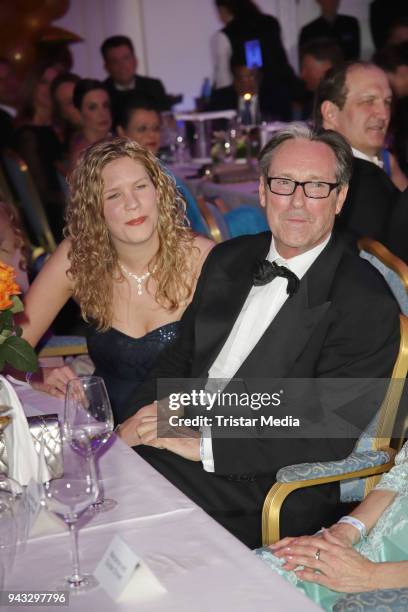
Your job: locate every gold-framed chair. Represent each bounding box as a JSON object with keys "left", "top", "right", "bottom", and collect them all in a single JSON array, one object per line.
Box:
[
  {"left": 262, "top": 313, "right": 408, "bottom": 545},
  {"left": 1, "top": 151, "right": 56, "bottom": 253},
  {"left": 196, "top": 195, "right": 230, "bottom": 243},
  {"left": 358, "top": 237, "right": 408, "bottom": 314}
]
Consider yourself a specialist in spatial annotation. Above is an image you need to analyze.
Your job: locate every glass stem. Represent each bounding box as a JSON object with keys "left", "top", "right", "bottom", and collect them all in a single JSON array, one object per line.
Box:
[
  {"left": 93, "top": 454, "right": 104, "bottom": 505},
  {"left": 68, "top": 521, "right": 83, "bottom": 585}
]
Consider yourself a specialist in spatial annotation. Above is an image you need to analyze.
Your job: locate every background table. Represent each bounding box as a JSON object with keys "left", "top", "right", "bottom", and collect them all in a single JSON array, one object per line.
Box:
[
  {"left": 6, "top": 386, "right": 320, "bottom": 611},
  {"left": 172, "top": 163, "right": 261, "bottom": 210}
]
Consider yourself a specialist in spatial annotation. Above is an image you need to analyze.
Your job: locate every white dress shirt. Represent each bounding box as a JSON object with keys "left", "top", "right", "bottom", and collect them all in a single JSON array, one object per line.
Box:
[
  {"left": 351, "top": 147, "right": 384, "bottom": 169},
  {"left": 201, "top": 235, "right": 331, "bottom": 472},
  {"left": 211, "top": 30, "right": 233, "bottom": 89}
]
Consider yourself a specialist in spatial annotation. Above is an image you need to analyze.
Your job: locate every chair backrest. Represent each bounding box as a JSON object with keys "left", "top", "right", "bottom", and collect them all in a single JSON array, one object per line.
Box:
[
  {"left": 224, "top": 206, "right": 269, "bottom": 238},
  {"left": 196, "top": 195, "right": 230, "bottom": 243},
  {"left": 342, "top": 239, "right": 408, "bottom": 501},
  {"left": 174, "top": 176, "right": 210, "bottom": 237},
  {"left": 1, "top": 151, "right": 56, "bottom": 253},
  {"left": 359, "top": 237, "right": 408, "bottom": 315},
  {"left": 341, "top": 314, "right": 408, "bottom": 501}
]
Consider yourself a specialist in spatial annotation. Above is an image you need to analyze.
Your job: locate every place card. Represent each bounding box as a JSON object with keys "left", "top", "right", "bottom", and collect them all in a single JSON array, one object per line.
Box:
[{"left": 95, "top": 535, "right": 166, "bottom": 602}]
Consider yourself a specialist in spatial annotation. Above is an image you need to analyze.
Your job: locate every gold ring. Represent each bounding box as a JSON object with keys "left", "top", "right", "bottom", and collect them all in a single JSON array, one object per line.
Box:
[{"left": 314, "top": 548, "right": 321, "bottom": 561}]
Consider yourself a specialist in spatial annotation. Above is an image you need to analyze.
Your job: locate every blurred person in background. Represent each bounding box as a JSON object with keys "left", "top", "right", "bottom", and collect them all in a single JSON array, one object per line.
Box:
[
  {"left": 117, "top": 95, "right": 161, "bottom": 155},
  {"left": 298, "top": 37, "right": 343, "bottom": 119},
  {"left": 212, "top": 0, "right": 300, "bottom": 120},
  {"left": 50, "top": 72, "right": 82, "bottom": 156},
  {"left": 15, "top": 62, "right": 66, "bottom": 242},
  {"left": 0, "top": 198, "right": 30, "bottom": 293},
  {"left": 69, "top": 79, "right": 112, "bottom": 172},
  {"left": 299, "top": 0, "right": 360, "bottom": 61},
  {"left": 375, "top": 42, "right": 408, "bottom": 176},
  {"left": 101, "top": 35, "right": 170, "bottom": 126}
]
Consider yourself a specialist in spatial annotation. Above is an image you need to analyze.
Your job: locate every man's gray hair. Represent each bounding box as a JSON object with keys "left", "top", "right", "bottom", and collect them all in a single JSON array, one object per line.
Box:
[{"left": 258, "top": 123, "right": 353, "bottom": 187}]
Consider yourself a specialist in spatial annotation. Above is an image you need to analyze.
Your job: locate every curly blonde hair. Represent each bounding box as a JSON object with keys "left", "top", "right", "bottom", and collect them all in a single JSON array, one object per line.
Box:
[{"left": 65, "top": 138, "right": 195, "bottom": 330}]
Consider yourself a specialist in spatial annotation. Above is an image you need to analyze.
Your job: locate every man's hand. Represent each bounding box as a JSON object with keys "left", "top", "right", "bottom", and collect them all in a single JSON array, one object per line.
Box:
[
  {"left": 137, "top": 414, "right": 201, "bottom": 460},
  {"left": 118, "top": 402, "right": 201, "bottom": 461},
  {"left": 116, "top": 403, "right": 157, "bottom": 446}
]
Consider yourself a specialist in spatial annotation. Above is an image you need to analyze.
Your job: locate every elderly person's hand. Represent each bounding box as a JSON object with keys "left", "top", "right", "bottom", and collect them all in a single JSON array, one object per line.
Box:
[
  {"left": 116, "top": 403, "right": 158, "bottom": 446},
  {"left": 30, "top": 365, "right": 77, "bottom": 399},
  {"left": 117, "top": 401, "right": 201, "bottom": 461},
  {"left": 279, "top": 530, "right": 376, "bottom": 592},
  {"left": 270, "top": 521, "right": 356, "bottom": 571}
]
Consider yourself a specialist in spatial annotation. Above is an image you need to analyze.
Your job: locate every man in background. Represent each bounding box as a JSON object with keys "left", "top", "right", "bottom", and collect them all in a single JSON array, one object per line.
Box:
[
  {"left": 314, "top": 61, "right": 402, "bottom": 246},
  {"left": 299, "top": 37, "right": 343, "bottom": 118},
  {"left": 299, "top": 0, "right": 360, "bottom": 61},
  {"left": 101, "top": 35, "right": 171, "bottom": 125}
]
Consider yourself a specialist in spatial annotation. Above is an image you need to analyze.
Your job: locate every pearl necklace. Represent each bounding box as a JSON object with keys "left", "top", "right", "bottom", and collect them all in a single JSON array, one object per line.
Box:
[{"left": 118, "top": 262, "right": 157, "bottom": 296}]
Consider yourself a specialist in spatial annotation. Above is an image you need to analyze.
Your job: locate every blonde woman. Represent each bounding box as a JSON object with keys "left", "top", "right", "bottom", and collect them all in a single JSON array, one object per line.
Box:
[{"left": 19, "top": 138, "right": 213, "bottom": 420}]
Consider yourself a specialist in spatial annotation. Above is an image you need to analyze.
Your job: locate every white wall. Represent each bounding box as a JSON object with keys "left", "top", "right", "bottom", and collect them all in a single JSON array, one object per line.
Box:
[{"left": 55, "top": 0, "right": 373, "bottom": 110}]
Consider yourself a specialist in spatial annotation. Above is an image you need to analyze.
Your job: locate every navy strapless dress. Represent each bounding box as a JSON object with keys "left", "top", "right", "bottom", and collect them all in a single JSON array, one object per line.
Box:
[{"left": 86, "top": 322, "right": 180, "bottom": 423}]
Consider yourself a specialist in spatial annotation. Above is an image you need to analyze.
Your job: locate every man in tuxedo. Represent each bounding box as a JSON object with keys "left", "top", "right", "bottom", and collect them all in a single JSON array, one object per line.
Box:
[
  {"left": 314, "top": 61, "right": 401, "bottom": 246},
  {"left": 101, "top": 35, "right": 170, "bottom": 125},
  {"left": 208, "top": 62, "right": 272, "bottom": 124},
  {"left": 118, "top": 125, "right": 400, "bottom": 548}
]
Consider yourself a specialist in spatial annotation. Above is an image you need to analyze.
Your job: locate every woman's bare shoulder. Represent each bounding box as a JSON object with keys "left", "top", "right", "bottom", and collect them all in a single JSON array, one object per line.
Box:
[{"left": 192, "top": 234, "right": 215, "bottom": 268}]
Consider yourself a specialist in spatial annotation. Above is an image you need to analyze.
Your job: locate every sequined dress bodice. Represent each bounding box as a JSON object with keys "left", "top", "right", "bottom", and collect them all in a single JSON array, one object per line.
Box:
[{"left": 86, "top": 322, "right": 180, "bottom": 423}]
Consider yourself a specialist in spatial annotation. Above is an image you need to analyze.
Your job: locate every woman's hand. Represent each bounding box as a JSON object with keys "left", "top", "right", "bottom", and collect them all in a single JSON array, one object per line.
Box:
[
  {"left": 280, "top": 530, "right": 376, "bottom": 592},
  {"left": 30, "top": 365, "right": 77, "bottom": 398}
]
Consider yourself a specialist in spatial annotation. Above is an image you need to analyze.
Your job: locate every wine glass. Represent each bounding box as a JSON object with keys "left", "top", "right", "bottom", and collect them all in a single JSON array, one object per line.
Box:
[
  {"left": 0, "top": 475, "right": 27, "bottom": 551},
  {"left": 64, "top": 376, "right": 116, "bottom": 512},
  {"left": 42, "top": 432, "right": 99, "bottom": 591},
  {"left": 0, "top": 494, "right": 17, "bottom": 587}
]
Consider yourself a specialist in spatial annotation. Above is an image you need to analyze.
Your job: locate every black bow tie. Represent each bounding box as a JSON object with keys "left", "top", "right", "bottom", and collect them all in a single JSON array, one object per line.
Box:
[{"left": 253, "top": 260, "right": 300, "bottom": 297}]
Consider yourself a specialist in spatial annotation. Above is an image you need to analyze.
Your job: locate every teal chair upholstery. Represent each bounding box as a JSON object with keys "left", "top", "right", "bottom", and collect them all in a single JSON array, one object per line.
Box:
[
  {"left": 224, "top": 206, "right": 269, "bottom": 238},
  {"left": 334, "top": 588, "right": 408, "bottom": 611}
]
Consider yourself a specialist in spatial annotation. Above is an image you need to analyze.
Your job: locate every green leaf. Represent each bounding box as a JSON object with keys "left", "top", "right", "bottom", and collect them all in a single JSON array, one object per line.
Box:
[
  {"left": 10, "top": 296, "right": 24, "bottom": 314},
  {"left": 0, "top": 309, "right": 13, "bottom": 329},
  {"left": 0, "top": 336, "right": 38, "bottom": 372},
  {"left": 14, "top": 325, "right": 23, "bottom": 337}
]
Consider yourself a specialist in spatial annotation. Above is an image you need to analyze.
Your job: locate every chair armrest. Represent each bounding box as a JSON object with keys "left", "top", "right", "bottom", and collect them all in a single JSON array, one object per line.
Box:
[
  {"left": 262, "top": 448, "right": 396, "bottom": 545},
  {"left": 277, "top": 450, "right": 391, "bottom": 483},
  {"left": 333, "top": 588, "right": 408, "bottom": 611}
]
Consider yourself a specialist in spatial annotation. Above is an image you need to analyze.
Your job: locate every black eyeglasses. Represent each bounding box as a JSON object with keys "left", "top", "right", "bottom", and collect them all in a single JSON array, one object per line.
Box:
[{"left": 266, "top": 177, "right": 340, "bottom": 199}]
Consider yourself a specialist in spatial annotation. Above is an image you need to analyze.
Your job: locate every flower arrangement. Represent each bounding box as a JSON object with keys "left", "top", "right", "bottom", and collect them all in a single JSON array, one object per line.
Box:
[{"left": 0, "top": 262, "right": 37, "bottom": 372}]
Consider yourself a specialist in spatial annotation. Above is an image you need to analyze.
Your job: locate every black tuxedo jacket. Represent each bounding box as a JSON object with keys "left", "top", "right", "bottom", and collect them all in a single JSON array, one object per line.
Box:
[
  {"left": 335, "top": 157, "right": 399, "bottom": 247},
  {"left": 104, "top": 74, "right": 170, "bottom": 125},
  {"left": 387, "top": 187, "right": 408, "bottom": 264},
  {"left": 124, "top": 233, "right": 400, "bottom": 547}
]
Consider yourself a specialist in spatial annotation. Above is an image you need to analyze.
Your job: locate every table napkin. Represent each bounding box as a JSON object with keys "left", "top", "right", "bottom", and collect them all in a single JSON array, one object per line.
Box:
[{"left": 1, "top": 375, "right": 50, "bottom": 485}]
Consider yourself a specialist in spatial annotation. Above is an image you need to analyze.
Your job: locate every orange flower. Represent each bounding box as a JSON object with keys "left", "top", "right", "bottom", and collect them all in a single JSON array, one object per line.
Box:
[{"left": 0, "top": 262, "right": 21, "bottom": 310}]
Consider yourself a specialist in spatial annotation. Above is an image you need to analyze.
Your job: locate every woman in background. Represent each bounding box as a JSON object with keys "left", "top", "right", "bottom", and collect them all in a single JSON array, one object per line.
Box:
[
  {"left": 68, "top": 79, "right": 112, "bottom": 171},
  {"left": 15, "top": 62, "right": 65, "bottom": 241}
]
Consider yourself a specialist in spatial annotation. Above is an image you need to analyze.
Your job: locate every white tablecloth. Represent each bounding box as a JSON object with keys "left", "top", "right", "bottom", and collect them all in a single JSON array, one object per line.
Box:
[{"left": 6, "top": 387, "right": 320, "bottom": 612}]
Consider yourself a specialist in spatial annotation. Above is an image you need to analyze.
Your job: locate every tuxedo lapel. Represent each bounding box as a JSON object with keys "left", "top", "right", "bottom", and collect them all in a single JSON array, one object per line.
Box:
[
  {"left": 234, "top": 236, "right": 344, "bottom": 378},
  {"left": 193, "top": 233, "right": 270, "bottom": 376}
]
